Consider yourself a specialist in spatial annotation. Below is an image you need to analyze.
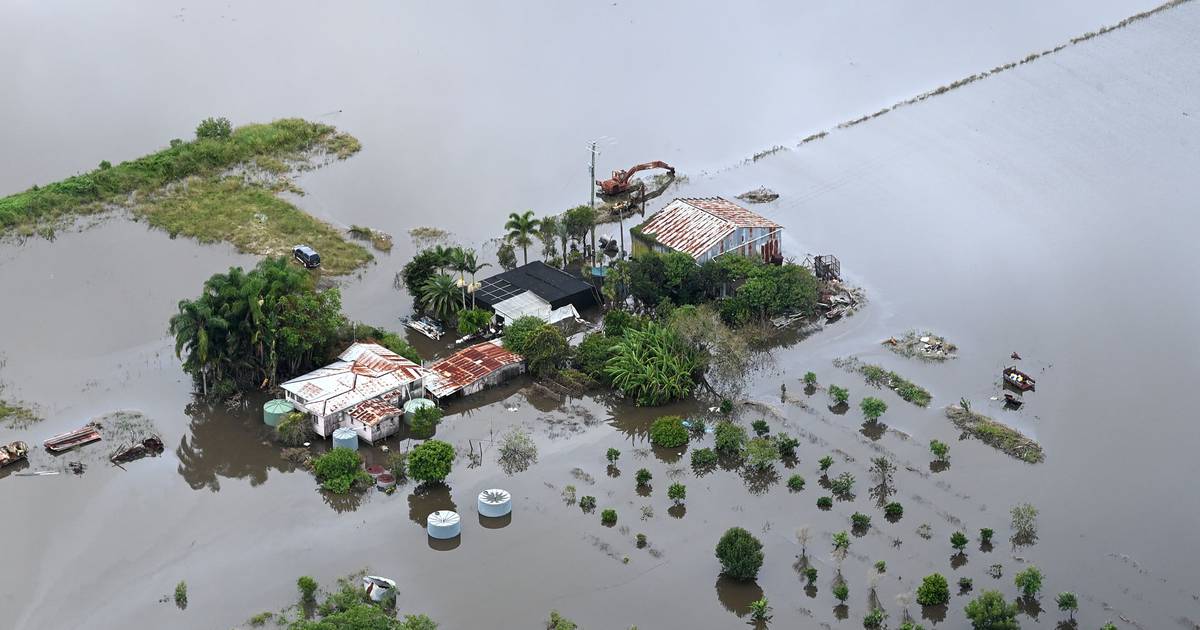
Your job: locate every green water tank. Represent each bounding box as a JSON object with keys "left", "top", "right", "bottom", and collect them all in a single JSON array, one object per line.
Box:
[
  {"left": 263, "top": 399, "right": 294, "bottom": 427},
  {"left": 403, "top": 398, "right": 436, "bottom": 425}
]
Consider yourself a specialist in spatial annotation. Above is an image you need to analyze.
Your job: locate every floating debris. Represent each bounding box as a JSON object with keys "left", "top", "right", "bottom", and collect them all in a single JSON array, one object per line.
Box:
[
  {"left": 736, "top": 187, "right": 779, "bottom": 203},
  {"left": 882, "top": 331, "right": 958, "bottom": 361},
  {"left": 110, "top": 436, "right": 165, "bottom": 465},
  {"left": 946, "top": 405, "right": 1044, "bottom": 464},
  {"left": 1, "top": 440, "right": 29, "bottom": 468}
]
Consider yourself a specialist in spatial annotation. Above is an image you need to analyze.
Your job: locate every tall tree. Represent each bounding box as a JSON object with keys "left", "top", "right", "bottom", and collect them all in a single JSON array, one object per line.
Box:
[
  {"left": 458, "top": 248, "right": 491, "bottom": 307},
  {"left": 169, "top": 299, "right": 229, "bottom": 396},
  {"left": 504, "top": 210, "right": 540, "bottom": 265}
]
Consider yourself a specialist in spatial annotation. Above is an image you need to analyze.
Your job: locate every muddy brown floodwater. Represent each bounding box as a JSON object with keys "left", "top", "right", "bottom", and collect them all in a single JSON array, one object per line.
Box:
[{"left": 3, "top": 1, "right": 1200, "bottom": 629}]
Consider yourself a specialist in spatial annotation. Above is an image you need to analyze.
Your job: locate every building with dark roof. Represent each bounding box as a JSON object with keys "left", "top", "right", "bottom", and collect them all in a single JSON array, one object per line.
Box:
[{"left": 474, "top": 261, "right": 597, "bottom": 324}]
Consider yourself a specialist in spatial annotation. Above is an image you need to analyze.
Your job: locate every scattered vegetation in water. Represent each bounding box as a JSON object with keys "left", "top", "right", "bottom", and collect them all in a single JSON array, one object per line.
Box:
[
  {"left": 1010, "top": 502, "right": 1039, "bottom": 545},
  {"left": 578, "top": 496, "right": 596, "bottom": 512},
  {"left": 600, "top": 508, "right": 618, "bottom": 525},
  {"left": 0, "top": 398, "right": 39, "bottom": 429},
  {"left": 829, "top": 472, "right": 855, "bottom": 498},
  {"left": 497, "top": 427, "right": 538, "bottom": 475},
  {"left": 648, "top": 416, "right": 689, "bottom": 448},
  {"left": 313, "top": 448, "right": 372, "bottom": 494},
  {"left": 173, "top": 581, "right": 188, "bottom": 609},
  {"left": 916, "top": 573, "right": 950, "bottom": 606},
  {"left": 347, "top": 224, "right": 393, "bottom": 252},
  {"left": 860, "top": 396, "right": 888, "bottom": 422},
  {"left": 691, "top": 447, "right": 718, "bottom": 470},
  {"left": 884, "top": 502, "right": 903, "bottom": 520},
  {"left": 946, "top": 405, "right": 1044, "bottom": 463},
  {"left": 668, "top": 482, "right": 686, "bottom": 505},
  {"left": 635, "top": 468, "right": 652, "bottom": 487},
  {"left": 964, "top": 590, "right": 1018, "bottom": 629},
  {"left": 835, "top": 357, "right": 932, "bottom": 407},
  {"left": 547, "top": 610, "right": 579, "bottom": 630},
  {"left": 786, "top": 474, "right": 806, "bottom": 492},
  {"left": 275, "top": 411, "right": 312, "bottom": 447},
  {"left": 410, "top": 405, "right": 443, "bottom": 439},
  {"left": 749, "top": 596, "right": 773, "bottom": 623},
  {"left": 929, "top": 439, "right": 950, "bottom": 462}
]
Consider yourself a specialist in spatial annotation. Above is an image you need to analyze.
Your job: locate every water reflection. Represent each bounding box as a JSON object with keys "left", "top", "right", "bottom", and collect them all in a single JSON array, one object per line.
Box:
[
  {"left": 408, "top": 483, "right": 457, "bottom": 528},
  {"left": 829, "top": 402, "right": 849, "bottom": 415},
  {"left": 667, "top": 505, "right": 686, "bottom": 519},
  {"left": 427, "top": 535, "right": 461, "bottom": 551},
  {"left": 859, "top": 420, "right": 887, "bottom": 441},
  {"left": 950, "top": 552, "right": 968, "bottom": 570},
  {"left": 742, "top": 466, "right": 779, "bottom": 495},
  {"left": 1016, "top": 595, "right": 1043, "bottom": 620},
  {"left": 920, "top": 603, "right": 947, "bottom": 625},
  {"left": 322, "top": 489, "right": 365, "bottom": 514},
  {"left": 478, "top": 512, "right": 511, "bottom": 529},
  {"left": 714, "top": 575, "right": 764, "bottom": 618},
  {"left": 651, "top": 444, "right": 684, "bottom": 465},
  {"left": 176, "top": 399, "right": 298, "bottom": 491}
]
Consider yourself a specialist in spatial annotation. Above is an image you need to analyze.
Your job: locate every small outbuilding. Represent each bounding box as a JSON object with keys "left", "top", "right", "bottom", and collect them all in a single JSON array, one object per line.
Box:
[
  {"left": 632, "top": 197, "right": 783, "bottom": 264},
  {"left": 474, "top": 261, "right": 596, "bottom": 325},
  {"left": 425, "top": 340, "right": 526, "bottom": 401}
]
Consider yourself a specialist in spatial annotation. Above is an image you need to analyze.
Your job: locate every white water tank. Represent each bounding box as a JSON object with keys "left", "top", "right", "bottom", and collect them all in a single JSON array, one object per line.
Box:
[
  {"left": 426, "top": 510, "right": 461, "bottom": 539},
  {"left": 477, "top": 489, "right": 512, "bottom": 518},
  {"left": 332, "top": 427, "right": 359, "bottom": 451}
]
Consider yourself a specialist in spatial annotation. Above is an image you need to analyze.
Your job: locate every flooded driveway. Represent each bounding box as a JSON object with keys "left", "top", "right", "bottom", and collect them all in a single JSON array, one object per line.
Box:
[{"left": 3, "top": 1, "right": 1198, "bottom": 629}]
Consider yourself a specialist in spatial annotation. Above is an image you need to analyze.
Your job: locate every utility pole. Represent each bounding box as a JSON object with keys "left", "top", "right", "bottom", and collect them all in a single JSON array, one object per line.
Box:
[{"left": 588, "top": 140, "right": 598, "bottom": 269}]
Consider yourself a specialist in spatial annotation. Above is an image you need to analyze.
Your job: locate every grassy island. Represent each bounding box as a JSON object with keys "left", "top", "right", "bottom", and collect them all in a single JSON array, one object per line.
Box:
[
  {"left": 946, "top": 405, "right": 1044, "bottom": 463},
  {"left": 0, "top": 117, "right": 372, "bottom": 274},
  {"left": 0, "top": 398, "right": 39, "bottom": 429}
]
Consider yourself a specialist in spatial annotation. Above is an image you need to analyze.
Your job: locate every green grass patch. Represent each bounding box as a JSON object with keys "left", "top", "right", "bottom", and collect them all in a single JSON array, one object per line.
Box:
[
  {"left": 347, "top": 224, "right": 393, "bottom": 252},
  {"left": 946, "top": 405, "right": 1044, "bottom": 463},
  {"left": 0, "top": 118, "right": 374, "bottom": 275},
  {"left": 0, "top": 398, "right": 39, "bottom": 429},
  {"left": 136, "top": 177, "right": 370, "bottom": 275},
  {"left": 834, "top": 356, "right": 932, "bottom": 407}
]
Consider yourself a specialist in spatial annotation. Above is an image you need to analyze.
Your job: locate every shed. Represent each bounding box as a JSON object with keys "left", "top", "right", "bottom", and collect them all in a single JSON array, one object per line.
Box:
[
  {"left": 474, "top": 261, "right": 597, "bottom": 317},
  {"left": 425, "top": 340, "right": 526, "bottom": 400},
  {"left": 632, "top": 197, "right": 783, "bottom": 264}
]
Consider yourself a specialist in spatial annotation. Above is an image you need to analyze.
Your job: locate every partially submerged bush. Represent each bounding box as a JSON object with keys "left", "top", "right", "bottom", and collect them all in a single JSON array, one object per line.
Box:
[
  {"left": 668, "top": 482, "right": 686, "bottom": 504},
  {"left": 648, "top": 416, "right": 689, "bottom": 448},
  {"left": 312, "top": 448, "right": 371, "bottom": 494},
  {"left": 860, "top": 396, "right": 888, "bottom": 422},
  {"left": 606, "top": 447, "right": 621, "bottom": 463},
  {"left": 715, "top": 527, "right": 764, "bottom": 581},
  {"left": 751, "top": 419, "right": 770, "bottom": 436},
  {"left": 884, "top": 502, "right": 904, "bottom": 519},
  {"left": 600, "top": 508, "right": 618, "bottom": 525},
  {"left": 786, "top": 474, "right": 805, "bottom": 492},
  {"left": 276, "top": 411, "right": 311, "bottom": 446},
  {"left": 297, "top": 576, "right": 318, "bottom": 603},
  {"left": 195, "top": 116, "right": 232, "bottom": 140},
  {"left": 497, "top": 427, "right": 538, "bottom": 474},
  {"left": 829, "top": 471, "right": 855, "bottom": 498},
  {"left": 745, "top": 437, "right": 779, "bottom": 470},
  {"left": 714, "top": 421, "right": 748, "bottom": 455},
  {"left": 916, "top": 573, "right": 950, "bottom": 606},
  {"left": 546, "top": 610, "right": 578, "bottom": 630},
  {"left": 635, "top": 468, "right": 653, "bottom": 486},
  {"left": 774, "top": 433, "right": 799, "bottom": 458},
  {"left": 410, "top": 405, "right": 444, "bottom": 439},
  {"left": 691, "top": 447, "right": 718, "bottom": 468},
  {"left": 851, "top": 512, "right": 871, "bottom": 529},
  {"left": 407, "top": 439, "right": 455, "bottom": 484},
  {"left": 817, "top": 496, "right": 833, "bottom": 509},
  {"left": 828, "top": 385, "right": 849, "bottom": 405}
]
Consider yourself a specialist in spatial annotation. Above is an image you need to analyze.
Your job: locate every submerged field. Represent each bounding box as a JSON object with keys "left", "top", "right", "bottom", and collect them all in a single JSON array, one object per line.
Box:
[{"left": 3, "top": 1, "right": 1200, "bottom": 629}]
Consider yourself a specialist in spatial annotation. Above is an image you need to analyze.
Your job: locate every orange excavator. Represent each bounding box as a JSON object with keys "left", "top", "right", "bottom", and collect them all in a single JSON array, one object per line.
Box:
[{"left": 596, "top": 160, "right": 675, "bottom": 196}]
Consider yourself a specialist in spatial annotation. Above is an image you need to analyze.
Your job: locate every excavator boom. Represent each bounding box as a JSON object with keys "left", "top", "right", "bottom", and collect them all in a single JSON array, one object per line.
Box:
[{"left": 596, "top": 160, "right": 676, "bottom": 196}]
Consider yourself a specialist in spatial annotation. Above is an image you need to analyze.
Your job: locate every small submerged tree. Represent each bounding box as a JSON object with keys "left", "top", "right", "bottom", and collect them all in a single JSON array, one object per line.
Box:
[
  {"left": 715, "top": 527, "right": 764, "bottom": 581},
  {"left": 860, "top": 396, "right": 888, "bottom": 422},
  {"left": 963, "top": 590, "right": 1018, "bottom": 630},
  {"left": 930, "top": 439, "right": 950, "bottom": 462},
  {"left": 828, "top": 385, "right": 850, "bottom": 406},
  {"left": 407, "top": 439, "right": 455, "bottom": 484},
  {"left": 1055, "top": 591, "right": 1078, "bottom": 620},
  {"left": 916, "top": 573, "right": 950, "bottom": 606}
]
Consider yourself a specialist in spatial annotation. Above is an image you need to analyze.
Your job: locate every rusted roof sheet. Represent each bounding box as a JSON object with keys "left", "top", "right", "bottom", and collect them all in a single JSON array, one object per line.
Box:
[
  {"left": 679, "top": 197, "right": 781, "bottom": 229},
  {"left": 348, "top": 398, "right": 402, "bottom": 427},
  {"left": 638, "top": 197, "right": 781, "bottom": 259},
  {"left": 281, "top": 342, "right": 429, "bottom": 417},
  {"left": 426, "top": 341, "right": 524, "bottom": 398}
]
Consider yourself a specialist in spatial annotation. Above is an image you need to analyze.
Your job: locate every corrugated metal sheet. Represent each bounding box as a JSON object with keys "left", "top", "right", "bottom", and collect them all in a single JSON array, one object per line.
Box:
[
  {"left": 348, "top": 398, "right": 402, "bottom": 427},
  {"left": 281, "top": 342, "right": 429, "bottom": 417},
  {"left": 638, "top": 197, "right": 781, "bottom": 259},
  {"left": 426, "top": 341, "right": 524, "bottom": 398}
]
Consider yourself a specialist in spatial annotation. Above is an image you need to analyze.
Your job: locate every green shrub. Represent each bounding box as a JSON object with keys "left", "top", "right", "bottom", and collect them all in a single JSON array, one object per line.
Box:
[
  {"left": 174, "top": 581, "right": 188, "bottom": 607},
  {"left": 297, "top": 576, "right": 318, "bottom": 602},
  {"left": 579, "top": 496, "right": 596, "bottom": 511},
  {"left": 501, "top": 315, "right": 544, "bottom": 353},
  {"left": 386, "top": 451, "right": 408, "bottom": 482},
  {"left": 916, "top": 573, "right": 950, "bottom": 606},
  {"left": 648, "top": 416, "right": 689, "bottom": 448},
  {"left": 719, "top": 398, "right": 734, "bottom": 414},
  {"left": 959, "top": 577, "right": 974, "bottom": 592},
  {"left": 828, "top": 385, "right": 849, "bottom": 405},
  {"left": 407, "top": 439, "right": 455, "bottom": 484},
  {"left": 576, "top": 332, "right": 616, "bottom": 382},
  {"left": 410, "top": 405, "right": 444, "bottom": 438},
  {"left": 715, "top": 527, "right": 764, "bottom": 581},
  {"left": 964, "top": 590, "right": 1018, "bottom": 630},
  {"left": 605, "top": 322, "right": 699, "bottom": 406},
  {"left": 817, "top": 496, "right": 833, "bottom": 509},
  {"left": 635, "top": 468, "right": 652, "bottom": 486},
  {"left": 832, "top": 581, "right": 849, "bottom": 602},
  {"left": 668, "top": 482, "right": 686, "bottom": 504},
  {"left": 606, "top": 447, "right": 621, "bottom": 463},
  {"left": 819, "top": 455, "right": 834, "bottom": 472},
  {"left": 851, "top": 512, "right": 871, "bottom": 529},
  {"left": 745, "top": 437, "right": 779, "bottom": 470},
  {"left": 523, "top": 324, "right": 570, "bottom": 377},
  {"left": 863, "top": 608, "right": 887, "bottom": 629},
  {"left": 546, "top": 610, "right": 578, "bottom": 630},
  {"left": 829, "top": 471, "right": 855, "bottom": 497},
  {"left": 751, "top": 419, "right": 769, "bottom": 436},
  {"left": 804, "top": 567, "right": 818, "bottom": 584},
  {"left": 884, "top": 502, "right": 904, "bottom": 519},
  {"left": 312, "top": 448, "right": 371, "bottom": 494},
  {"left": 691, "top": 448, "right": 718, "bottom": 468},
  {"left": 786, "top": 474, "right": 805, "bottom": 492},
  {"left": 1055, "top": 591, "right": 1078, "bottom": 617},
  {"left": 930, "top": 439, "right": 950, "bottom": 461},
  {"left": 980, "top": 528, "right": 994, "bottom": 544},
  {"left": 455, "top": 308, "right": 493, "bottom": 336},
  {"left": 860, "top": 396, "right": 888, "bottom": 421},
  {"left": 714, "top": 421, "right": 748, "bottom": 455},
  {"left": 600, "top": 509, "right": 617, "bottom": 525},
  {"left": 774, "top": 433, "right": 799, "bottom": 458},
  {"left": 951, "top": 531, "right": 969, "bottom": 551},
  {"left": 875, "top": 560, "right": 887, "bottom": 573},
  {"left": 275, "top": 411, "right": 311, "bottom": 446},
  {"left": 803, "top": 371, "right": 818, "bottom": 386},
  {"left": 1014, "top": 566, "right": 1043, "bottom": 597},
  {"left": 195, "top": 116, "right": 232, "bottom": 139}
]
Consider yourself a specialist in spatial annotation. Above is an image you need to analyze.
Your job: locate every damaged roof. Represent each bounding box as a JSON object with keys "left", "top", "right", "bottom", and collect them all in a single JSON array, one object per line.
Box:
[
  {"left": 425, "top": 340, "right": 524, "bottom": 398},
  {"left": 637, "top": 197, "right": 781, "bottom": 259},
  {"left": 347, "top": 398, "right": 403, "bottom": 427},
  {"left": 281, "top": 343, "right": 428, "bottom": 417}
]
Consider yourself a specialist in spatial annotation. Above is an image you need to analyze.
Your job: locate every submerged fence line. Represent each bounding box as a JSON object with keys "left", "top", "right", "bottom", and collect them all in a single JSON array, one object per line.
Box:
[{"left": 735, "top": 0, "right": 1194, "bottom": 167}]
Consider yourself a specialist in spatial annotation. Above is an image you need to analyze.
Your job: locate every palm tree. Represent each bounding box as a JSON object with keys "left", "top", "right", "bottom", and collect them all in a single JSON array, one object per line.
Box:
[
  {"left": 459, "top": 248, "right": 491, "bottom": 307},
  {"left": 448, "top": 248, "right": 470, "bottom": 310},
  {"left": 420, "top": 274, "right": 459, "bottom": 320},
  {"left": 504, "top": 210, "right": 540, "bottom": 265},
  {"left": 169, "top": 298, "right": 229, "bottom": 396},
  {"left": 429, "top": 245, "right": 459, "bottom": 274}
]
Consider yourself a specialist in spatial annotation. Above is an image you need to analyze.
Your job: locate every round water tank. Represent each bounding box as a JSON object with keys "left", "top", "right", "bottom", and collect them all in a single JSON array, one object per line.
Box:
[
  {"left": 477, "top": 489, "right": 512, "bottom": 518},
  {"left": 427, "top": 510, "right": 461, "bottom": 539},
  {"left": 332, "top": 427, "right": 359, "bottom": 451},
  {"left": 376, "top": 474, "right": 396, "bottom": 490},
  {"left": 403, "top": 398, "right": 437, "bottom": 425},
  {"left": 366, "top": 464, "right": 386, "bottom": 478},
  {"left": 263, "top": 399, "right": 293, "bottom": 427}
]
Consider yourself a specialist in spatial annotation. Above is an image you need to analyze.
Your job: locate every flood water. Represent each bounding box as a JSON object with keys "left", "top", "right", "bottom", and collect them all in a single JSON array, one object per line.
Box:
[{"left": 3, "top": 1, "right": 1199, "bottom": 628}]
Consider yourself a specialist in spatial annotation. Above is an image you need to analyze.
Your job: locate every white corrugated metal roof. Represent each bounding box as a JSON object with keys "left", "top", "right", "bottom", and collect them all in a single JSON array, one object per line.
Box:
[
  {"left": 281, "top": 343, "right": 428, "bottom": 417},
  {"left": 637, "top": 197, "right": 781, "bottom": 259}
]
